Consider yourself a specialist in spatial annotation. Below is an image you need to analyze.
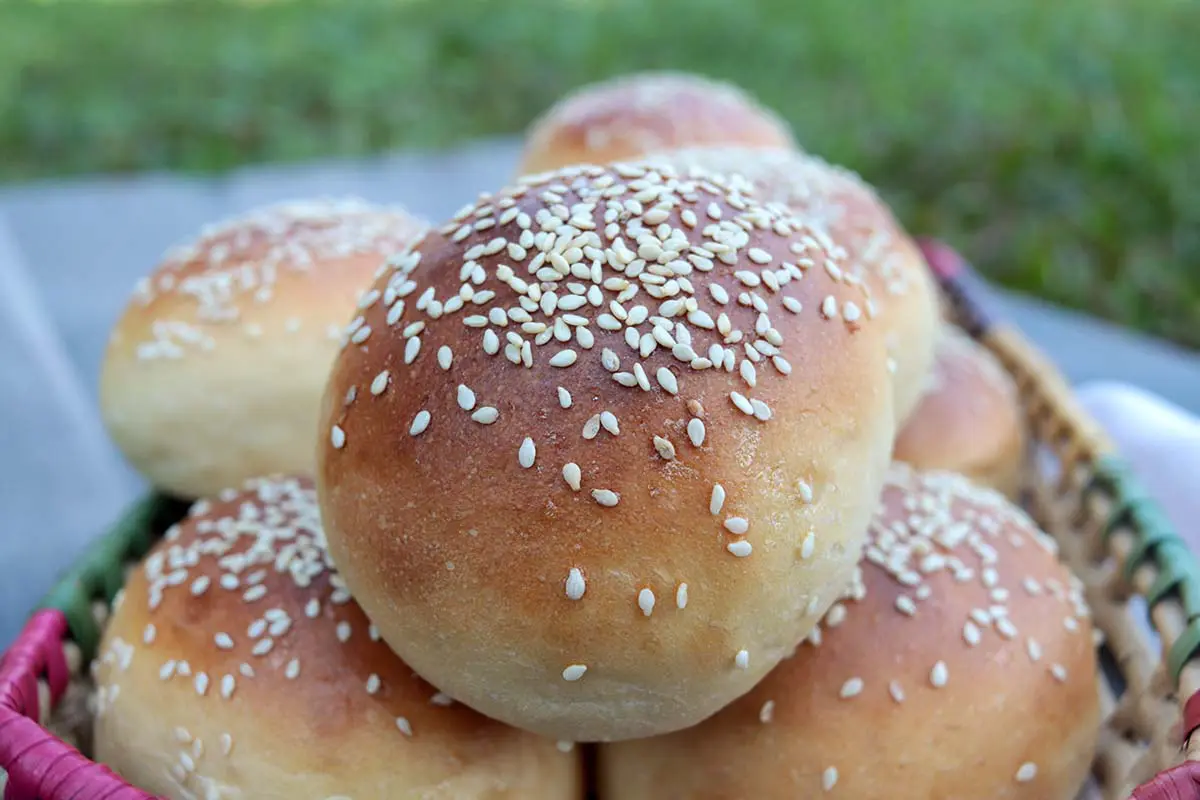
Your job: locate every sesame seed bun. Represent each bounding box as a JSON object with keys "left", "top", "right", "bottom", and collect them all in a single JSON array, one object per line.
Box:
[
  {"left": 516, "top": 72, "right": 795, "bottom": 177},
  {"left": 316, "top": 162, "right": 897, "bottom": 741},
  {"left": 598, "top": 465, "right": 1099, "bottom": 799},
  {"left": 99, "top": 198, "right": 428, "bottom": 499},
  {"left": 645, "top": 146, "right": 941, "bottom": 425},
  {"left": 93, "top": 476, "right": 582, "bottom": 800},
  {"left": 895, "top": 326, "right": 1026, "bottom": 497}
]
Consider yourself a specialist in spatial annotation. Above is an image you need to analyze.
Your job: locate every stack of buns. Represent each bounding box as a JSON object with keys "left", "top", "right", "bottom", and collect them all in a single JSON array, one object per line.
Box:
[{"left": 91, "top": 73, "right": 1095, "bottom": 799}]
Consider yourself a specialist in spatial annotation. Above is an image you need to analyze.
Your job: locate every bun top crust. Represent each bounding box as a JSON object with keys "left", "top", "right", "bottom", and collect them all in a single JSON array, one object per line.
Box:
[
  {"left": 315, "top": 161, "right": 897, "bottom": 740},
  {"left": 517, "top": 72, "right": 795, "bottom": 175},
  {"left": 645, "top": 146, "right": 940, "bottom": 422}
]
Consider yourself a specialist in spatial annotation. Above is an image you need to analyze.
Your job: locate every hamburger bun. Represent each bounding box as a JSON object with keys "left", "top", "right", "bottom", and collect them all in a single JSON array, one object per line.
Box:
[
  {"left": 895, "top": 325, "right": 1025, "bottom": 496},
  {"left": 316, "top": 162, "right": 897, "bottom": 741},
  {"left": 93, "top": 476, "right": 582, "bottom": 800},
  {"left": 99, "top": 198, "right": 428, "bottom": 499},
  {"left": 646, "top": 146, "right": 940, "bottom": 424},
  {"left": 517, "top": 72, "right": 795, "bottom": 176},
  {"left": 599, "top": 464, "right": 1099, "bottom": 799}
]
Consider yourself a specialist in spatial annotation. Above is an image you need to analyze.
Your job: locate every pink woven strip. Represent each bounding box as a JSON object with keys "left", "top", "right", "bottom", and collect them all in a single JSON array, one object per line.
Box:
[{"left": 0, "top": 610, "right": 156, "bottom": 800}]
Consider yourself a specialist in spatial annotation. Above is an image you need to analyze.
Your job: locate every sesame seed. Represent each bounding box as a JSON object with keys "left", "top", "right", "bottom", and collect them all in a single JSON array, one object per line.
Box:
[
  {"left": 395, "top": 717, "right": 413, "bottom": 736},
  {"left": 748, "top": 247, "right": 772, "bottom": 264},
  {"left": 370, "top": 371, "right": 390, "bottom": 395},
  {"left": 1016, "top": 762, "right": 1038, "bottom": 783},
  {"left": 592, "top": 489, "right": 620, "bottom": 507},
  {"left": 518, "top": 437, "right": 537, "bottom": 468},
  {"left": 727, "top": 541, "right": 753, "bottom": 558},
  {"left": 563, "top": 463, "right": 582, "bottom": 491},
  {"left": 739, "top": 360, "right": 757, "bottom": 388},
  {"left": 1051, "top": 664, "right": 1068, "bottom": 682},
  {"left": 482, "top": 329, "right": 500, "bottom": 354},
  {"left": 889, "top": 681, "right": 905, "bottom": 703},
  {"left": 730, "top": 392, "right": 754, "bottom": 415},
  {"left": 772, "top": 355, "right": 792, "bottom": 375},
  {"left": 638, "top": 588, "right": 656, "bottom": 617},
  {"left": 437, "top": 345, "right": 453, "bottom": 370},
  {"left": 676, "top": 583, "right": 688, "bottom": 609},
  {"left": 366, "top": 674, "right": 381, "bottom": 694},
  {"left": 797, "top": 480, "right": 814, "bottom": 503},
  {"left": 456, "top": 385, "right": 476, "bottom": 411},
  {"left": 566, "top": 568, "right": 586, "bottom": 600},
  {"left": 930, "top": 661, "right": 949, "bottom": 687},
  {"left": 404, "top": 336, "right": 421, "bottom": 364},
  {"left": 709, "top": 484, "right": 726, "bottom": 515},
  {"left": 220, "top": 733, "right": 233, "bottom": 755},
  {"left": 820, "top": 296, "right": 839, "bottom": 319},
  {"left": 895, "top": 596, "right": 917, "bottom": 616},
  {"left": 471, "top": 407, "right": 499, "bottom": 424},
  {"left": 759, "top": 700, "right": 775, "bottom": 723},
  {"left": 735, "top": 650, "right": 750, "bottom": 669},
  {"left": 840, "top": 677, "right": 864, "bottom": 698},
  {"left": 562, "top": 664, "right": 587, "bottom": 681},
  {"left": 656, "top": 367, "right": 679, "bottom": 395},
  {"left": 284, "top": 659, "right": 300, "bottom": 680},
  {"left": 220, "top": 674, "right": 236, "bottom": 698},
  {"left": 800, "top": 532, "right": 815, "bottom": 559},
  {"left": 336, "top": 622, "right": 352, "bottom": 642},
  {"left": 583, "top": 415, "right": 602, "bottom": 440},
  {"left": 214, "top": 633, "right": 234, "bottom": 650},
  {"left": 843, "top": 301, "right": 862, "bottom": 323},
  {"left": 750, "top": 399, "right": 772, "bottom": 421},
  {"left": 143, "top": 623, "right": 156, "bottom": 644},
  {"left": 409, "top": 410, "right": 431, "bottom": 436},
  {"left": 194, "top": 673, "right": 209, "bottom": 696},
  {"left": 782, "top": 296, "right": 802, "bottom": 314},
  {"left": 724, "top": 517, "right": 749, "bottom": 535},
  {"left": 963, "top": 621, "right": 982, "bottom": 646},
  {"left": 330, "top": 425, "right": 346, "bottom": 449},
  {"left": 687, "top": 417, "right": 706, "bottom": 447},
  {"left": 823, "top": 767, "right": 839, "bottom": 791},
  {"left": 557, "top": 387, "right": 572, "bottom": 408},
  {"left": 1027, "top": 639, "right": 1043, "bottom": 662},
  {"left": 653, "top": 436, "right": 676, "bottom": 460},
  {"left": 549, "top": 349, "right": 578, "bottom": 367},
  {"left": 600, "top": 411, "right": 620, "bottom": 435}
]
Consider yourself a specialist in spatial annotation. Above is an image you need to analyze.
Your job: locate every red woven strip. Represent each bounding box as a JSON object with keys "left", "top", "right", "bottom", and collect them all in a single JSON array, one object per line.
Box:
[{"left": 0, "top": 610, "right": 157, "bottom": 800}]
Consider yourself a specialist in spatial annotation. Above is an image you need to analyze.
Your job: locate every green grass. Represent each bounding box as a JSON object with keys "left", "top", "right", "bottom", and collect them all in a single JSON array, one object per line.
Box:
[{"left": 1, "top": 0, "right": 1197, "bottom": 347}]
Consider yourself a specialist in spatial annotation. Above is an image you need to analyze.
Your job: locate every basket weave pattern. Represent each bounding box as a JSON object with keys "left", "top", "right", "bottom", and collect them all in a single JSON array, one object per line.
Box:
[{"left": 2, "top": 242, "right": 1199, "bottom": 799}]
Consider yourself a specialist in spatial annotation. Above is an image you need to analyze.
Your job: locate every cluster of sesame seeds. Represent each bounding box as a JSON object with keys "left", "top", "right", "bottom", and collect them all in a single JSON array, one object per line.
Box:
[
  {"left": 96, "top": 477, "right": 557, "bottom": 791},
  {"left": 131, "top": 198, "right": 425, "bottom": 360},
  {"left": 327, "top": 163, "right": 874, "bottom": 687},
  {"left": 783, "top": 467, "right": 1091, "bottom": 792}
]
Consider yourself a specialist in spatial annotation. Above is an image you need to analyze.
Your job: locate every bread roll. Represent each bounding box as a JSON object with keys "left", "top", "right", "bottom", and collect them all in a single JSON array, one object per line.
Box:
[
  {"left": 316, "top": 162, "right": 897, "bottom": 741},
  {"left": 895, "top": 325, "right": 1025, "bottom": 496},
  {"left": 646, "top": 146, "right": 940, "bottom": 424},
  {"left": 99, "top": 199, "right": 427, "bottom": 499},
  {"left": 517, "top": 72, "right": 794, "bottom": 176},
  {"left": 93, "top": 476, "right": 582, "bottom": 800},
  {"left": 599, "top": 464, "right": 1099, "bottom": 799}
]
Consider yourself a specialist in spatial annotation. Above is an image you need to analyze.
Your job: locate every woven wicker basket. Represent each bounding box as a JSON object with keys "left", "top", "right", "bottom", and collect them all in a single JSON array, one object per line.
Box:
[{"left": 3, "top": 241, "right": 1199, "bottom": 800}]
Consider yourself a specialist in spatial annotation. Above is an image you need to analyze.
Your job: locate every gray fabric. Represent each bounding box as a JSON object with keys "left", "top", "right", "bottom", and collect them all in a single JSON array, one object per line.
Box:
[{"left": 0, "top": 136, "right": 1196, "bottom": 646}]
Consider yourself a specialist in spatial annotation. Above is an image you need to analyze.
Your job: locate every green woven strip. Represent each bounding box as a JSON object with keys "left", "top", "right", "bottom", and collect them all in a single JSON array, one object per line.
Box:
[
  {"left": 37, "top": 492, "right": 180, "bottom": 662},
  {"left": 1094, "top": 455, "right": 1200, "bottom": 681}
]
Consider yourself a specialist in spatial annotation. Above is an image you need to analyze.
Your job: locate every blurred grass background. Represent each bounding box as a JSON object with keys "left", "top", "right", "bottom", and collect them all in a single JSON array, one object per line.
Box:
[{"left": 1, "top": 0, "right": 1197, "bottom": 346}]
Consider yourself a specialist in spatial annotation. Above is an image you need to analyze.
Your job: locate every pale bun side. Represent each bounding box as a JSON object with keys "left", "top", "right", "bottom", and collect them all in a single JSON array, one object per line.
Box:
[
  {"left": 895, "top": 325, "right": 1025, "bottom": 496},
  {"left": 99, "top": 199, "right": 428, "bottom": 499},
  {"left": 93, "top": 476, "right": 582, "bottom": 800},
  {"left": 646, "top": 146, "right": 940, "bottom": 424},
  {"left": 517, "top": 72, "right": 795, "bottom": 176},
  {"left": 599, "top": 465, "right": 1099, "bottom": 800},
  {"left": 317, "top": 162, "right": 896, "bottom": 742}
]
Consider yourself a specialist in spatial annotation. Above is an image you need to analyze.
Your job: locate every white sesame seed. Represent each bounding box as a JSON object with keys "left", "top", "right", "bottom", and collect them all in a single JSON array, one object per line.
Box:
[
  {"left": 727, "top": 540, "right": 753, "bottom": 558},
  {"left": 739, "top": 360, "right": 757, "bottom": 388},
  {"left": 747, "top": 247, "right": 772, "bottom": 264},
  {"left": 404, "top": 336, "right": 421, "bottom": 364},
  {"left": 518, "top": 437, "right": 537, "bottom": 468},
  {"left": 730, "top": 392, "right": 754, "bottom": 415},
  {"left": 410, "top": 410, "right": 431, "bottom": 436},
  {"left": 370, "top": 371, "right": 390, "bottom": 396},
  {"left": 930, "top": 661, "right": 949, "bottom": 687},
  {"left": 656, "top": 367, "right": 679, "bottom": 395},
  {"left": 709, "top": 283, "right": 729, "bottom": 304},
  {"left": 1016, "top": 762, "right": 1038, "bottom": 783},
  {"left": 565, "top": 568, "right": 586, "bottom": 600},
  {"left": 557, "top": 387, "right": 572, "bottom": 408},
  {"left": 437, "top": 345, "right": 453, "bottom": 370},
  {"left": 676, "top": 583, "right": 688, "bottom": 609},
  {"left": 889, "top": 681, "right": 905, "bottom": 703},
  {"left": 591, "top": 489, "right": 619, "bottom": 507},
  {"left": 735, "top": 649, "right": 750, "bottom": 669},
  {"left": 653, "top": 436, "right": 676, "bottom": 460},
  {"left": 471, "top": 407, "right": 499, "bottom": 424},
  {"left": 284, "top": 659, "right": 300, "bottom": 680},
  {"left": 214, "top": 632, "right": 234, "bottom": 650},
  {"left": 823, "top": 767, "right": 839, "bottom": 791},
  {"left": 705, "top": 484, "right": 724, "bottom": 515},
  {"left": 963, "top": 621, "right": 982, "bottom": 646},
  {"left": 143, "top": 623, "right": 156, "bottom": 644},
  {"left": 366, "top": 674, "right": 381, "bottom": 695},
  {"left": 550, "top": 349, "right": 578, "bottom": 367},
  {"left": 600, "top": 411, "right": 620, "bottom": 435},
  {"left": 395, "top": 717, "right": 413, "bottom": 736},
  {"left": 562, "top": 462, "right": 582, "bottom": 491},
  {"left": 797, "top": 480, "right": 813, "bottom": 503},
  {"left": 686, "top": 418, "right": 706, "bottom": 448},
  {"left": 1051, "top": 664, "right": 1068, "bottom": 682},
  {"left": 219, "top": 674, "right": 236, "bottom": 698},
  {"left": 895, "top": 595, "right": 917, "bottom": 615},
  {"left": 562, "top": 664, "right": 587, "bottom": 681},
  {"left": 750, "top": 399, "right": 772, "bottom": 421},
  {"left": 583, "top": 415, "right": 602, "bottom": 440},
  {"left": 724, "top": 517, "right": 749, "bottom": 535},
  {"left": 638, "top": 588, "right": 656, "bottom": 617},
  {"left": 1027, "top": 639, "right": 1043, "bottom": 662},
  {"left": 782, "top": 296, "right": 802, "bottom": 314},
  {"left": 800, "top": 532, "right": 815, "bottom": 559},
  {"left": 840, "top": 677, "right": 864, "bottom": 698},
  {"left": 194, "top": 673, "right": 209, "bottom": 696},
  {"left": 820, "top": 295, "right": 839, "bottom": 319},
  {"left": 482, "top": 329, "right": 500, "bottom": 354},
  {"left": 456, "top": 385, "right": 476, "bottom": 411},
  {"left": 330, "top": 425, "right": 346, "bottom": 449},
  {"left": 336, "top": 622, "right": 351, "bottom": 643}
]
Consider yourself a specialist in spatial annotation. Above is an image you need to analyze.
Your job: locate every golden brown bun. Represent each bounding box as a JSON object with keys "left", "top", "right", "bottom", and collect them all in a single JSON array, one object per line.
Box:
[
  {"left": 645, "top": 146, "right": 940, "bottom": 424},
  {"left": 599, "top": 464, "right": 1099, "bottom": 800},
  {"left": 99, "top": 199, "right": 428, "bottom": 499},
  {"left": 93, "top": 476, "right": 582, "bottom": 800},
  {"left": 517, "top": 72, "right": 795, "bottom": 176},
  {"left": 317, "top": 162, "right": 897, "bottom": 741},
  {"left": 895, "top": 325, "right": 1025, "bottom": 497}
]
